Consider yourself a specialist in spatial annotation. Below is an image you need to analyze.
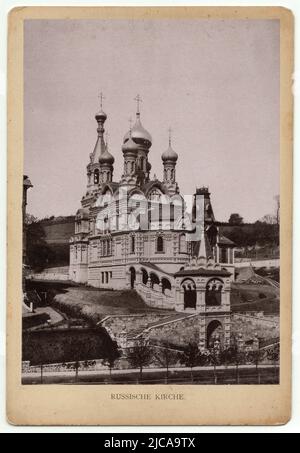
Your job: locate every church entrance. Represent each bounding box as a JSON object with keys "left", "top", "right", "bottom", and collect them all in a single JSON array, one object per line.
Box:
[
  {"left": 206, "top": 320, "right": 223, "bottom": 349},
  {"left": 182, "top": 279, "right": 196, "bottom": 310},
  {"left": 129, "top": 267, "right": 136, "bottom": 289}
]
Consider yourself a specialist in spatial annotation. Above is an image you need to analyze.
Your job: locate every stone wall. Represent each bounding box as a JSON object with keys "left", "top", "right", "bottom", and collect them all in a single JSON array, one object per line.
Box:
[
  {"left": 147, "top": 314, "right": 200, "bottom": 347},
  {"left": 231, "top": 313, "right": 279, "bottom": 340},
  {"left": 100, "top": 313, "right": 172, "bottom": 341}
]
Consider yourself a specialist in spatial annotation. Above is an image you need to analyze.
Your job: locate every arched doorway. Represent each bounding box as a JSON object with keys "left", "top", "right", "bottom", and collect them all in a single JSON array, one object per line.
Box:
[
  {"left": 206, "top": 320, "right": 223, "bottom": 349},
  {"left": 161, "top": 278, "right": 172, "bottom": 295},
  {"left": 150, "top": 273, "right": 160, "bottom": 290},
  {"left": 129, "top": 267, "right": 136, "bottom": 289},
  {"left": 182, "top": 279, "right": 196, "bottom": 310},
  {"left": 205, "top": 278, "right": 223, "bottom": 306},
  {"left": 141, "top": 268, "right": 148, "bottom": 285}
]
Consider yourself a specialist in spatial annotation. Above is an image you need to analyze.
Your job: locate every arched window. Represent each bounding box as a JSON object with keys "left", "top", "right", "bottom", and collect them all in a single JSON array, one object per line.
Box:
[
  {"left": 205, "top": 279, "right": 223, "bottom": 306},
  {"left": 181, "top": 278, "right": 196, "bottom": 310},
  {"left": 131, "top": 235, "right": 135, "bottom": 254},
  {"left": 94, "top": 169, "right": 99, "bottom": 184},
  {"left": 149, "top": 189, "right": 162, "bottom": 201},
  {"left": 156, "top": 236, "right": 164, "bottom": 253},
  {"left": 141, "top": 268, "right": 148, "bottom": 285}
]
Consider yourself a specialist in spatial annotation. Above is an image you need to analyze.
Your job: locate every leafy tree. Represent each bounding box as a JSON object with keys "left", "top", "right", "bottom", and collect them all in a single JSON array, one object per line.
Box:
[
  {"left": 153, "top": 344, "right": 179, "bottom": 384},
  {"left": 247, "top": 349, "right": 265, "bottom": 384},
  {"left": 127, "top": 339, "right": 153, "bottom": 382},
  {"left": 26, "top": 219, "right": 53, "bottom": 271},
  {"left": 266, "top": 343, "right": 280, "bottom": 380},
  {"left": 220, "top": 346, "right": 235, "bottom": 367},
  {"left": 228, "top": 213, "right": 244, "bottom": 226},
  {"left": 102, "top": 344, "right": 122, "bottom": 382},
  {"left": 209, "top": 347, "right": 221, "bottom": 384},
  {"left": 179, "top": 342, "right": 200, "bottom": 383},
  {"left": 25, "top": 213, "right": 38, "bottom": 225}
]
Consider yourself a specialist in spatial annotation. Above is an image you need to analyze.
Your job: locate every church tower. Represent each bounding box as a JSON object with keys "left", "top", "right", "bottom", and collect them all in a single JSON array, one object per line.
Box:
[
  {"left": 99, "top": 135, "right": 114, "bottom": 183},
  {"left": 121, "top": 95, "right": 152, "bottom": 187},
  {"left": 86, "top": 93, "right": 108, "bottom": 192},
  {"left": 161, "top": 128, "right": 179, "bottom": 196}
]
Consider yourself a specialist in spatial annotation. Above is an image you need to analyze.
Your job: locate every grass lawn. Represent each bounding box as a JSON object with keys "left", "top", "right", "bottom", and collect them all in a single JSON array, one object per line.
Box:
[
  {"left": 230, "top": 283, "right": 279, "bottom": 314},
  {"left": 53, "top": 287, "right": 168, "bottom": 323}
]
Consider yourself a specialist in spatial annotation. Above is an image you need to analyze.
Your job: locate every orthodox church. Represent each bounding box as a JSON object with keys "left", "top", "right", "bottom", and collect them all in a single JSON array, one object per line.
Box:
[{"left": 69, "top": 95, "right": 235, "bottom": 332}]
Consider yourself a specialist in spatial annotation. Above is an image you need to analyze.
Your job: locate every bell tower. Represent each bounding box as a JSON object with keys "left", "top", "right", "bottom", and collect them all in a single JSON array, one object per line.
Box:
[
  {"left": 87, "top": 92, "right": 107, "bottom": 192},
  {"left": 161, "top": 128, "right": 179, "bottom": 195}
]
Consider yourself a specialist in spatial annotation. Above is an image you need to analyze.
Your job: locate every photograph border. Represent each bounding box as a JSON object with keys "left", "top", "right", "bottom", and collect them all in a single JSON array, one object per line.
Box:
[{"left": 6, "top": 6, "right": 293, "bottom": 426}]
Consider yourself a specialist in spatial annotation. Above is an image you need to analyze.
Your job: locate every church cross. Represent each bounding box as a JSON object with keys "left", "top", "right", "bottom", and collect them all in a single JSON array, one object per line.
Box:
[
  {"left": 128, "top": 117, "right": 133, "bottom": 131},
  {"left": 98, "top": 92, "right": 105, "bottom": 109},
  {"left": 134, "top": 94, "right": 142, "bottom": 114},
  {"left": 168, "top": 127, "right": 172, "bottom": 146}
]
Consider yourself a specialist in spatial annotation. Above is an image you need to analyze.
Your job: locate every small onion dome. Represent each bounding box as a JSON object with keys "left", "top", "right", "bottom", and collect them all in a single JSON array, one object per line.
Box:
[
  {"left": 99, "top": 146, "right": 114, "bottom": 165},
  {"left": 123, "top": 118, "right": 152, "bottom": 147},
  {"left": 122, "top": 136, "right": 139, "bottom": 154},
  {"left": 95, "top": 109, "right": 107, "bottom": 122},
  {"left": 162, "top": 145, "right": 178, "bottom": 162}
]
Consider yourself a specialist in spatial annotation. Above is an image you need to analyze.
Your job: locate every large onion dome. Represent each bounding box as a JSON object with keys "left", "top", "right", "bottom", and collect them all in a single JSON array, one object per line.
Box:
[
  {"left": 123, "top": 117, "right": 152, "bottom": 148},
  {"left": 122, "top": 135, "right": 139, "bottom": 154}
]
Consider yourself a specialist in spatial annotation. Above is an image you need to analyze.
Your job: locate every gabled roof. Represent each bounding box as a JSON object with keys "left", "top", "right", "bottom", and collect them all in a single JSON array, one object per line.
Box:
[
  {"left": 218, "top": 235, "right": 235, "bottom": 247},
  {"left": 174, "top": 267, "right": 231, "bottom": 277}
]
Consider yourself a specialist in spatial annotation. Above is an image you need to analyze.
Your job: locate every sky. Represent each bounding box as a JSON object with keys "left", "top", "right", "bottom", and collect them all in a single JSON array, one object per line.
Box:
[{"left": 24, "top": 18, "right": 279, "bottom": 223}]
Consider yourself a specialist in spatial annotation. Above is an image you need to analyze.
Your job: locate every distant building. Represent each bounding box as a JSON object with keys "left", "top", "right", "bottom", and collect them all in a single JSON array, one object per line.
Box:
[{"left": 23, "top": 175, "right": 33, "bottom": 263}]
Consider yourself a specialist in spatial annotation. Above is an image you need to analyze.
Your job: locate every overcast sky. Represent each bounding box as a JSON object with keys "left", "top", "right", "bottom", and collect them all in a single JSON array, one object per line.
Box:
[{"left": 24, "top": 18, "right": 279, "bottom": 222}]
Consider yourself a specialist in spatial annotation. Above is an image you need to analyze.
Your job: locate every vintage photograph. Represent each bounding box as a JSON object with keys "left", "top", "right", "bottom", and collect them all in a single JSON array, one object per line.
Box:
[{"left": 22, "top": 17, "right": 280, "bottom": 386}]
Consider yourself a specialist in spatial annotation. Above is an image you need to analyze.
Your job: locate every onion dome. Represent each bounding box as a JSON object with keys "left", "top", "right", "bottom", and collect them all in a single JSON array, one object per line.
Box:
[
  {"left": 123, "top": 117, "right": 152, "bottom": 147},
  {"left": 99, "top": 144, "right": 114, "bottom": 165},
  {"left": 162, "top": 144, "right": 178, "bottom": 162},
  {"left": 95, "top": 109, "right": 107, "bottom": 122},
  {"left": 122, "top": 135, "right": 139, "bottom": 154}
]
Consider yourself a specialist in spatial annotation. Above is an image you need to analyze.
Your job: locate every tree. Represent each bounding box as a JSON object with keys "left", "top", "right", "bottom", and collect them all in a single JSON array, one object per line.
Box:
[
  {"left": 127, "top": 339, "right": 153, "bottom": 382},
  {"left": 247, "top": 348, "right": 265, "bottom": 384},
  {"left": 153, "top": 344, "right": 179, "bottom": 384},
  {"left": 220, "top": 346, "right": 235, "bottom": 368},
  {"left": 102, "top": 344, "right": 122, "bottom": 382},
  {"left": 228, "top": 213, "right": 244, "bottom": 226},
  {"left": 179, "top": 342, "right": 200, "bottom": 383},
  {"left": 26, "top": 219, "right": 53, "bottom": 271},
  {"left": 260, "top": 214, "right": 276, "bottom": 225},
  {"left": 266, "top": 343, "right": 280, "bottom": 380},
  {"left": 63, "top": 336, "right": 100, "bottom": 382},
  {"left": 209, "top": 347, "right": 221, "bottom": 384}
]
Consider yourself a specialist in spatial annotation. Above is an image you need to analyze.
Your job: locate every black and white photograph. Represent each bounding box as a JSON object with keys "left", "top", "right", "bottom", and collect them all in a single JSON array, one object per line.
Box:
[{"left": 21, "top": 15, "right": 282, "bottom": 387}]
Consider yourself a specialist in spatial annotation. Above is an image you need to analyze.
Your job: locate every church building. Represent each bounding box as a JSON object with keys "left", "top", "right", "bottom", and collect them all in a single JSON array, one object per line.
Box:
[{"left": 69, "top": 95, "right": 235, "bottom": 328}]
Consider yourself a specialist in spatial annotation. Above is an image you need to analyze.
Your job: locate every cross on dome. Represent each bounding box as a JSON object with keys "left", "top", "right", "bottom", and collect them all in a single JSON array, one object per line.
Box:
[
  {"left": 134, "top": 94, "right": 142, "bottom": 117},
  {"left": 98, "top": 92, "right": 105, "bottom": 109},
  {"left": 168, "top": 127, "right": 172, "bottom": 146}
]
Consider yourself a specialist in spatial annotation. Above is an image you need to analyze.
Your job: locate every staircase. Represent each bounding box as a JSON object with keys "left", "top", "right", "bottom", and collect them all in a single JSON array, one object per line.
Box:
[{"left": 127, "top": 312, "right": 197, "bottom": 341}]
